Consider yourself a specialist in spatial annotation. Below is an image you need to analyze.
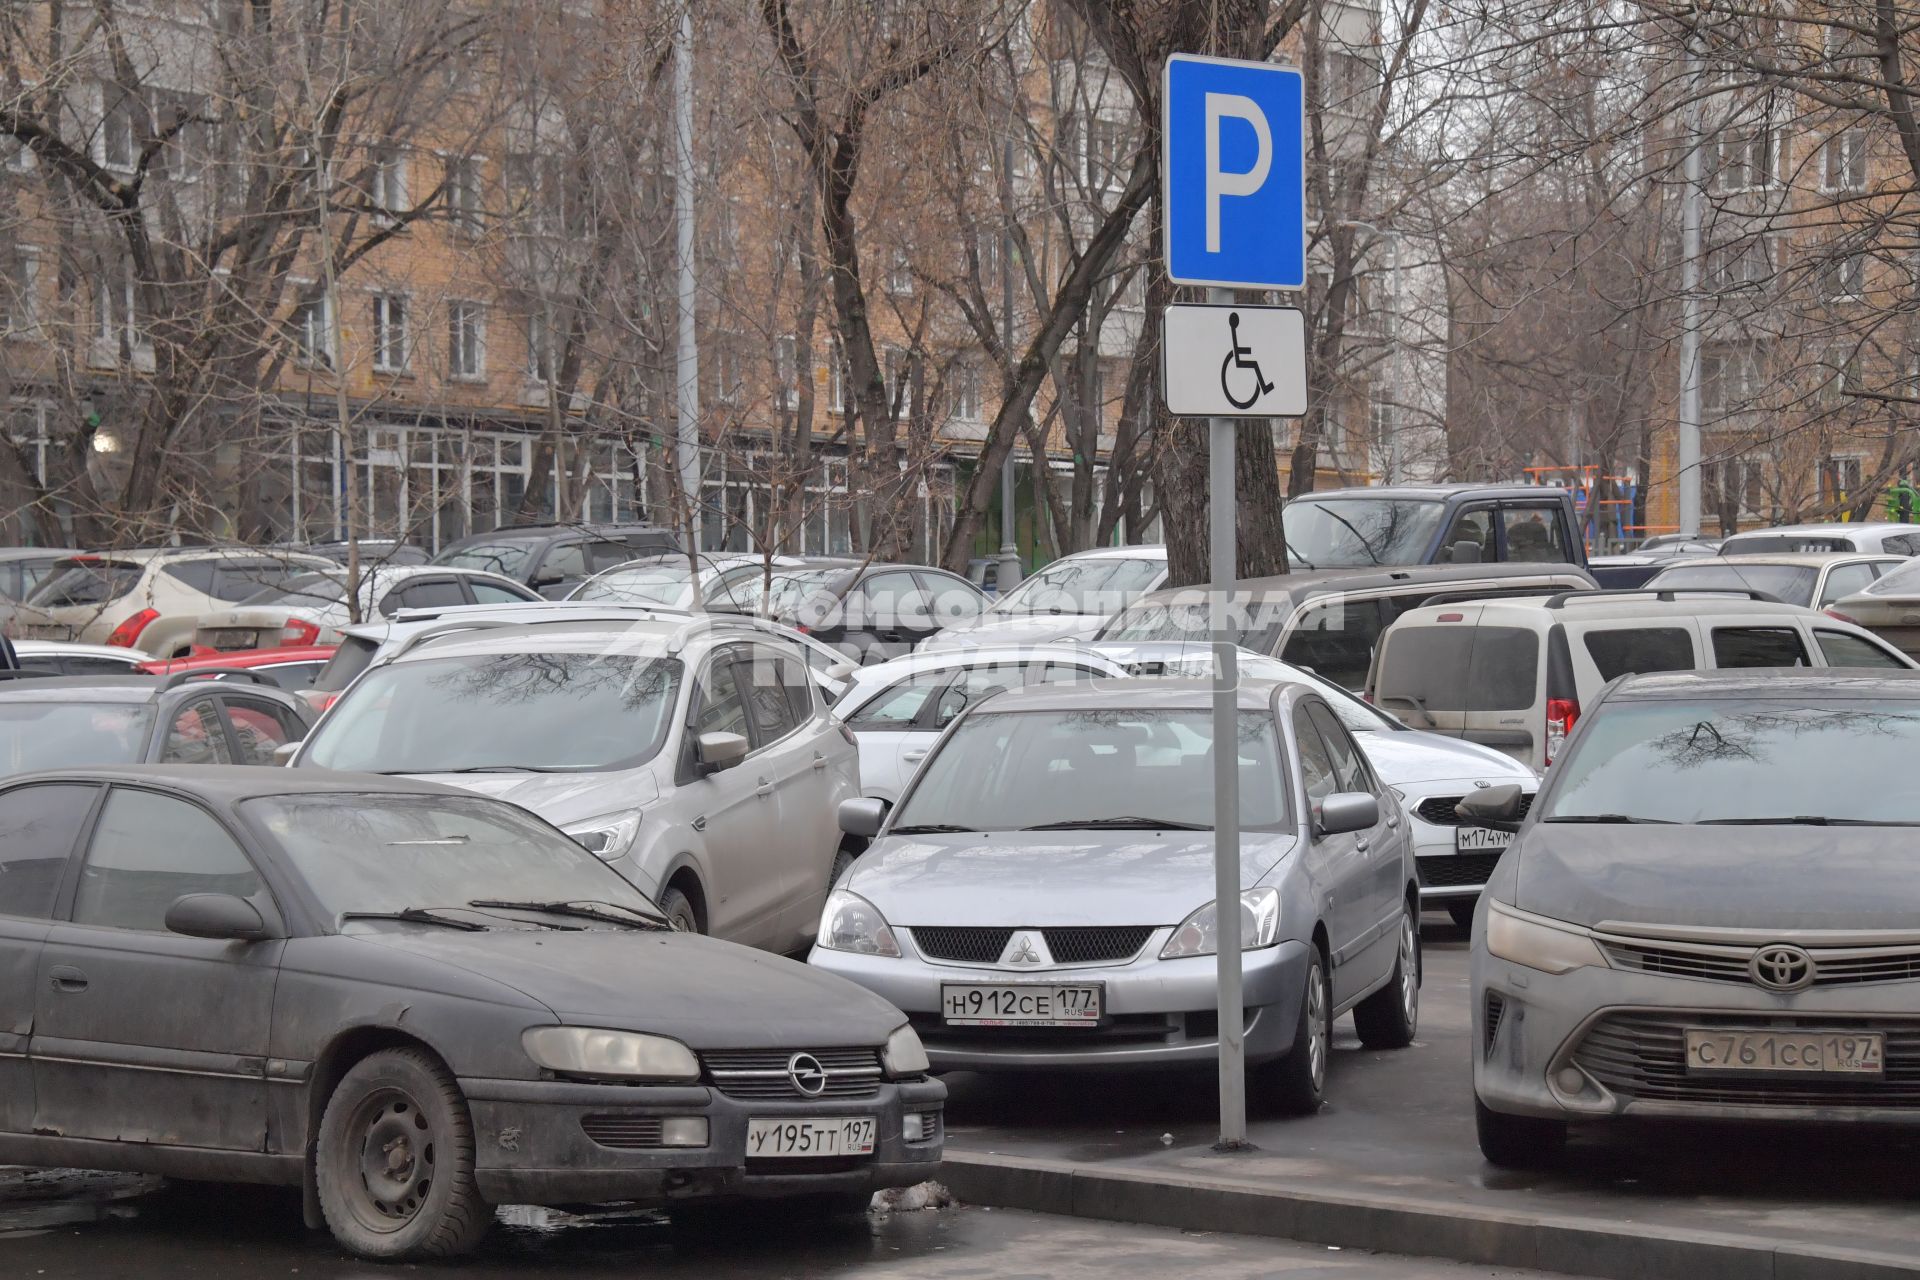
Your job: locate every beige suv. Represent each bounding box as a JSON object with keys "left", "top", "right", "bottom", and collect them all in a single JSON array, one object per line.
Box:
[{"left": 9, "top": 547, "right": 332, "bottom": 657}]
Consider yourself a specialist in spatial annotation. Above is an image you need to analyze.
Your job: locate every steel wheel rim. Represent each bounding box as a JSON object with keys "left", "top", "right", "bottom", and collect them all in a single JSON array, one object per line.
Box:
[
  {"left": 1307, "top": 962, "right": 1329, "bottom": 1088},
  {"left": 345, "top": 1087, "right": 435, "bottom": 1234},
  {"left": 669, "top": 902, "right": 698, "bottom": 933},
  {"left": 1399, "top": 914, "right": 1419, "bottom": 1029}
]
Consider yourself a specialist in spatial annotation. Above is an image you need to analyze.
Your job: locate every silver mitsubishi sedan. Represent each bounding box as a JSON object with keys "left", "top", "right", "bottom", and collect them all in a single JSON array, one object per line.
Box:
[
  {"left": 812, "top": 679, "right": 1421, "bottom": 1113},
  {"left": 1468, "top": 670, "right": 1920, "bottom": 1166}
]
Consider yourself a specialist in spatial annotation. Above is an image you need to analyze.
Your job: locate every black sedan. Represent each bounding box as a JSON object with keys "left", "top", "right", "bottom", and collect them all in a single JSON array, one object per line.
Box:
[{"left": 0, "top": 767, "right": 943, "bottom": 1258}]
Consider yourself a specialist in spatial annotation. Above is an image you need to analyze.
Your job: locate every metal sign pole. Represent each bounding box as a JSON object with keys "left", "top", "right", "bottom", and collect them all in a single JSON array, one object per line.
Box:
[{"left": 1207, "top": 285, "right": 1247, "bottom": 1149}]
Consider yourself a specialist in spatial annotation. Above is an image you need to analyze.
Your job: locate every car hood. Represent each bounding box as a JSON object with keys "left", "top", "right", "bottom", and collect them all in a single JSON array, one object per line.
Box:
[
  {"left": 402, "top": 769, "right": 659, "bottom": 826},
  {"left": 923, "top": 613, "right": 1109, "bottom": 650},
  {"left": 351, "top": 928, "right": 908, "bottom": 1047},
  {"left": 847, "top": 831, "right": 1298, "bottom": 927},
  {"left": 1512, "top": 825, "right": 1920, "bottom": 931},
  {"left": 1357, "top": 729, "right": 1539, "bottom": 788}
]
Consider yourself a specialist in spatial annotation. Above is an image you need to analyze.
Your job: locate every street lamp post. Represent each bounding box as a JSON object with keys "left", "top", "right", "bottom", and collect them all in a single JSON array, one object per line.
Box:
[
  {"left": 1338, "top": 219, "right": 1403, "bottom": 484},
  {"left": 997, "top": 132, "right": 1023, "bottom": 593}
]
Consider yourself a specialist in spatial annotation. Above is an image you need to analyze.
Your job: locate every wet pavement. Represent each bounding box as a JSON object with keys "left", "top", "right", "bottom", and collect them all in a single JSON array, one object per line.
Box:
[
  {"left": 0, "top": 1166, "right": 1572, "bottom": 1278},
  {"left": 942, "top": 918, "right": 1920, "bottom": 1264}
]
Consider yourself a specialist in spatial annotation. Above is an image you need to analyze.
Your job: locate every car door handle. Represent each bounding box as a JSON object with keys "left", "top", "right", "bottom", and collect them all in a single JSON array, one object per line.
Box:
[
  {"left": 812, "top": 753, "right": 828, "bottom": 771},
  {"left": 755, "top": 778, "right": 775, "bottom": 798},
  {"left": 1355, "top": 838, "right": 1370, "bottom": 853},
  {"left": 902, "top": 750, "right": 928, "bottom": 763},
  {"left": 49, "top": 966, "right": 87, "bottom": 993},
  {"left": 1385, "top": 814, "right": 1399, "bottom": 829}
]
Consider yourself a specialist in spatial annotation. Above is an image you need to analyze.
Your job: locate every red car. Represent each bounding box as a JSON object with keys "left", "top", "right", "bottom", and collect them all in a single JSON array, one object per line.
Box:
[{"left": 137, "top": 644, "right": 337, "bottom": 692}]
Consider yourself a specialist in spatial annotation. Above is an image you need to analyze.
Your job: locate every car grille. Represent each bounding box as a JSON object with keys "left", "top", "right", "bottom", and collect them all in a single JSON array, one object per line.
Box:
[
  {"left": 910, "top": 925, "right": 1156, "bottom": 965},
  {"left": 1417, "top": 853, "right": 1504, "bottom": 889},
  {"left": 699, "top": 1047, "right": 884, "bottom": 1100},
  {"left": 1599, "top": 937, "right": 1920, "bottom": 989},
  {"left": 580, "top": 1114, "right": 665, "bottom": 1150},
  {"left": 1414, "top": 793, "right": 1533, "bottom": 827},
  {"left": 1572, "top": 1012, "right": 1920, "bottom": 1109}
]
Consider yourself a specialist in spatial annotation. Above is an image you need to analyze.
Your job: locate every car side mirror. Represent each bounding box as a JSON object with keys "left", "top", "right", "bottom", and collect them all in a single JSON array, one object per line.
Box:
[
  {"left": 824, "top": 661, "right": 857, "bottom": 682},
  {"left": 165, "top": 893, "right": 271, "bottom": 942},
  {"left": 1445, "top": 540, "right": 1483, "bottom": 565},
  {"left": 695, "top": 731, "right": 749, "bottom": 774},
  {"left": 838, "top": 796, "right": 888, "bottom": 839},
  {"left": 1317, "top": 792, "right": 1379, "bottom": 837},
  {"left": 1455, "top": 784, "right": 1524, "bottom": 832},
  {"left": 272, "top": 740, "right": 302, "bottom": 766}
]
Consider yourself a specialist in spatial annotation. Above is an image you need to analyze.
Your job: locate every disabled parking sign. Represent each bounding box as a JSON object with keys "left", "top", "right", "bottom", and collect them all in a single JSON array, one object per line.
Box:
[
  {"left": 1162, "top": 303, "right": 1307, "bottom": 418},
  {"left": 1162, "top": 53, "right": 1306, "bottom": 290}
]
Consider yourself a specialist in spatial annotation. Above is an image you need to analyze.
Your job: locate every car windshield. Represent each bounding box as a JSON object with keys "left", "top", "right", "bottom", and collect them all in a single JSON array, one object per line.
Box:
[
  {"left": 1095, "top": 598, "right": 1283, "bottom": 649},
  {"left": 301, "top": 651, "right": 684, "bottom": 773},
  {"left": 240, "top": 572, "right": 350, "bottom": 609},
  {"left": 572, "top": 565, "right": 700, "bottom": 607},
  {"left": 243, "top": 793, "right": 658, "bottom": 924},
  {"left": 26, "top": 559, "right": 144, "bottom": 608},
  {"left": 892, "top": 708, "right": 1289, "bottom": 831},
  {"left": 757, "top": 568, "right": 848, "bottom": 616},
  {"left": 1283, "top": 498, "right": 1447, "bottom": 568},
  {"left": 1543, "top": 698, "right": 1920, "bottom": 824},
  {"left": 1645, "top": 563, "right": 1818, "bottom": 607},
  {"left": 436, "top": 541, "right": 537, "bottom": 578},
  {"left": 991, "top": 557, "right": 1163, "bottom": 616},
  {"left": 0, "top": 702, "right": 152, "bottom": 772},
  {"left": 1720, "top": 534, "right": 1851, "bottom": 554}
]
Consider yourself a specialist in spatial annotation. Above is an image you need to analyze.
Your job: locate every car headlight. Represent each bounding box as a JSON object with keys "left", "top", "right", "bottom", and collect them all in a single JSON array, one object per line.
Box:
[
  {"left": 1160, "top": 888, "right": 1282, "bottom": 959},
  {"left": 521, "top": 1027, "right": 700, "bottom": 1081},
  {"left": 817, "top": 888, "right": 900, "bottom": 957},
  {"left": 882, "top": 1024, "right": 929, "bottom": 1077},
  {"left": 563, "top": 812, "right": 642, "bottom": 861},
  {"left": 1484, "top": 901, "right": 1606, "bottom": 975}
]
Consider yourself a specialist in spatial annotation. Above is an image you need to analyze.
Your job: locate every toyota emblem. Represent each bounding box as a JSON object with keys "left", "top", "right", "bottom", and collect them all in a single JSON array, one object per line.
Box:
[
  {"left": 786, "top": 1052, "right": 828, "bottom": 1097},
  {"left": 1749, "top": 944, "right": 1816, "bottom": 993}
]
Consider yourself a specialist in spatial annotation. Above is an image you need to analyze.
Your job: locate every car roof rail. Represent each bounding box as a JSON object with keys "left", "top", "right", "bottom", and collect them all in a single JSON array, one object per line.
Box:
[
  {"left": 1541, "top": 587, "right": 1781, "bottom": 610},
  {"left": 161, "top": 667, "right": 275, "bottom": 689},
  {"left": 382, "top": 607, "right": 684, "bottom": 664},
  {"left": 1419, "top": 582, "right": 1591, "bottom": 608}
]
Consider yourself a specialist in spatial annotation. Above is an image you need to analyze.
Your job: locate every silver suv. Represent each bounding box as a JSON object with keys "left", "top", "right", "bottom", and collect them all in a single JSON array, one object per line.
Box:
[{"left": 289, "top": 614, "right": 861, "bottom": 952}]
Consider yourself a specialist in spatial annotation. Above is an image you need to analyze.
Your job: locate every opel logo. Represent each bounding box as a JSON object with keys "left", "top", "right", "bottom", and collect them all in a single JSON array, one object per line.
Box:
[
  {"left": 1749, "top": 944, "right": 1816, "bottom": 993},
  {"left": 786, "top": 1052, "right": 828, "bottom": 1097}
]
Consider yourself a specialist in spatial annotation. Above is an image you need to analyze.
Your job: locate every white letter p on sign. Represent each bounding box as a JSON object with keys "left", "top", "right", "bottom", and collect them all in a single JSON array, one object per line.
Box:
[{"left": 1204, "top": 93, "right": 1272, "bottom": 254}]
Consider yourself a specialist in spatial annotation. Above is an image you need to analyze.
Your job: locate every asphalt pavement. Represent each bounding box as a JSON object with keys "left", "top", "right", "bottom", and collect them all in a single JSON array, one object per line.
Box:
[{"left": 940, "top": 918, "right": 1920, "bottom": 1276}]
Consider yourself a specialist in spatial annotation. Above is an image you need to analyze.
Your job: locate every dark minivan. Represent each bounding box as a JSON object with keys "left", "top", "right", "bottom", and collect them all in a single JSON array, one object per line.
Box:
[
  {"left": 433, "top": 523, "right": 681, "bottom": 599},
  {"left": 1283, "top": 485, "right": 1588, "bottom": 572}
]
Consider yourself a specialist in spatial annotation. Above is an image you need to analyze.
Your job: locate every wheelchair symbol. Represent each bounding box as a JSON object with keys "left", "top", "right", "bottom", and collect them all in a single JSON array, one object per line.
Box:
[{"left": 1219, "top": 312, "right": 1275, "bottom": 410}]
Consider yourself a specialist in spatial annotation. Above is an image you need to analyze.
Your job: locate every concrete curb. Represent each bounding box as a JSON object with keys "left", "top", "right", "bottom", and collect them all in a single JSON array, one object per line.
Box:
[{"left": 939, "top": 1149, "right": 1920, "bottom": 1280}]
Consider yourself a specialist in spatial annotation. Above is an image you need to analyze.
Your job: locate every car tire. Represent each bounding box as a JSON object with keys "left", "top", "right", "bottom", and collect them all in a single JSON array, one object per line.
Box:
[
  {"left": 829, "top": 846, "right": 857, "bottom": 891},
  {"left": 1263, "top": 947, "right": 1331, "bottom": 1115},
  {"left": 1474, "top": 1096, "right": 1567, "bottom": 1169},
  {"left": 660, "top": 885, "right": 701, "bottom": 934},
  {"left": 1447, "top": 899, "right": 1477, "bottom": 931},
  {"left": 315, "top": 1047, "right": 490, "bottom": 1260},
  {"left": 1353, "top": 901, "right": 1420, "bottom": 1050}
]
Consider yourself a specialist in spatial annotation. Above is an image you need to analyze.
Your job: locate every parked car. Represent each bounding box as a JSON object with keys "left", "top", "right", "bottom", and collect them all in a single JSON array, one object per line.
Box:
[
  {"left": 568, "top": 553, "right": 786, "bottom": 610},
  {"left": 0, "top": 671, "right": 314, "bottom": 774},
  {"left": 433, "top": 522, "right": 681, "bottom": 599},
  {"left": 1097, "top": 563, "right": 1598, "bottom": 691},
  {"left": 191, "top": 565, "right": 541, "bottom": 652},
  {"left": 1636, "top": 534, "right": 1721, "bottom": 553},
  {"left": 0, "top": 766, "right": 941, "bottom": 1259},
  {"left": 290, "top": 537, "right": 430, "bottom": 566},
  {"left": 1282, "top": 485, "right": 1588, "bottom": 571},
  {"left": 1818, "top": 555, "right": 1920, "bottom": 660},
  {"left": 1643, "top": 552, "right": 1902, "bottom": 610},
  {"left": 918, "top": 546, "right": 1168, "bottom": 652},
  {"left": 9, "top": 547, "right": 334, "bottom": 656},
  {"left": 815, "top": 679, "right": 1420, "bottom": 1111},
  {"left": 711, "top": 561, "right": 988, "bottom": 664},
  {"left": 11, "top": 640, "right": 149, "bottom": 677},
  {"left": 1465, "top": 670, "right": 1920, "bottom": 1166},
  {"left": 1716, "top": 521, "right": 1920, "bottom": 557},
  {"left": 0, "top": 547, "right": 80, "bottom": 602},
  {"left": 290, "top": 614, "right": 861, "bottom": 952},
  {"left": 138, "top": 645, "right": 338, "bottom": 690},
  {"left": 1367, "top": 589, "right": 1916, "bottom": 771}
]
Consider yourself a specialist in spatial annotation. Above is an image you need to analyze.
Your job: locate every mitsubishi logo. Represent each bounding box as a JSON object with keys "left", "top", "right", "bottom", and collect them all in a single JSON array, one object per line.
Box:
[
  {"left": 1000, "top": 930, "right": 1051, "bottom": 968},
  {"left": 786, "top": 1052, "right": 828, "bottom": 1097},
  {"left": 1749, "top": 944, "right": 1816, "bottom": 993}
]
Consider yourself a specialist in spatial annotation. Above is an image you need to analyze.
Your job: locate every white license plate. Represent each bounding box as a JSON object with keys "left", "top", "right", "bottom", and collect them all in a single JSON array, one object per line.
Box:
[
  {"left": 205, "top": 630, "right": 258, "bottom": 650},
  {"left": 1684, "top": 1029, "right": 1885, "bottom": 1076},
  {"left": 1457, "top": 826, "right": 1512, "bottom": 852},
  {"left": 745, "top": 1116, "right": 876, "bottom": 1159},
  {"left": 941, "top": 983, "right": 1101, "bottom": 1027}
]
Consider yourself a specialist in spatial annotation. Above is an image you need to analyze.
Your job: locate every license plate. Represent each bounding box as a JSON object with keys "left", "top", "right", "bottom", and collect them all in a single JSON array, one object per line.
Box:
[
  {"left": 1685, "top": 1028, "right": 1886, "bottom": 1076},
  {"left": 1457, "top": 826, "right": 1512, "bottom": 852},
  {"left": 206, "top": 630, "right": 258, "bottom": 650},
  {"left": 745, "top": 1116, "right": 875, "bottom": 1159},
  {"left": 941, "top": 983, "right": 1102, "bottom": 1027}
]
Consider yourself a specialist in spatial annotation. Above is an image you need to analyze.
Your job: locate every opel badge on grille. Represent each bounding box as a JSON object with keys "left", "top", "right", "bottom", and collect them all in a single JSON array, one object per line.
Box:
[{"left": 786, "top": 1052, "right": 828, "bottom": 1097}]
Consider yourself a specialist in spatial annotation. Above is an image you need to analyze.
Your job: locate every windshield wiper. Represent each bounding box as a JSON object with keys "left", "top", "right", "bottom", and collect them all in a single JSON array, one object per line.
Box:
[
  {"left": 1023, "top": 816, "right": 1211, "bottom": 831},
  {"left": 469, "top": 899, "right": 671, "bottom": 930},
  {"left": 1697, "top": 816, "right": 1917, "bottom": 827},
  {"left": 887, "top": 823, "right": 977, "bottom": 835},
  {"left": 338, "top": 907, "right": 488, "bottom": 932},
  {"left": 431, "top": 765, "right": 570, "bottom": 774},
  {"left": 1542, "top": 814, "right": 1678, "bottom": 825}
]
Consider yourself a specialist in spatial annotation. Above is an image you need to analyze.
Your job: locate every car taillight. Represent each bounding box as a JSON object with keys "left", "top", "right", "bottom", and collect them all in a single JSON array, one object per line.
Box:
[
  {"left": 105, "top": 608, "right": 159, "bottom": 648},
  {"left": 300, "top": 690, "right": 340, "bottom": 715},
  {"left": 1825, "top": 608, "right": 1858, "bottom": 624},
  {"left": 1545, "top": 697, "right": 1579, "bottom": 766},
  {"left": 281, "top": 618, "right": 321, "bottom": 646}
]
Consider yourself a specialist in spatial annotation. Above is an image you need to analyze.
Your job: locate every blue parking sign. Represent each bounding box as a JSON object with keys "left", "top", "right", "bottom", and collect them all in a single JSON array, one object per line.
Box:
[{"left": 1162, "top": 54, "right": 1306, "bottom": 291}]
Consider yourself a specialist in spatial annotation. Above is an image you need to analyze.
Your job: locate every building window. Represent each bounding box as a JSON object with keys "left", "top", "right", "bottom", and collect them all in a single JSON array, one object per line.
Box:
[
  {"left": 884, "top": 345, "right": 915, "bottom": 418},
  {"left": 1820, "top": 455, "right": 1864, "bottom": 508},
  {"left": 444, "top": 155, "right": 484, "bottom": 230},
  {"left": 889, "top": 249, "right": 914, "bottom": 295},
  {"left": 293, "top": 295, "right": 331, "bottom": 368},
  {"left": 977, "top": 230, "right": 1000, "bottom": 283},
  {"left": 3, "top": 247, "right": 40, "bottom": 336},
  {"left": 1084, "top": 115, "right": 1130, "bottom": 190},
  {"left": 950, "top": 362, "right": 981, "bottom": 422},
  {"left": 1709, "top": 124, "right": 1774, "bottom": 193},
  {"left": 370, "top": 146, "right": 409, "bottom": 217},
  {"left": 828, "top": 341, "right": 847, "bottom": 413},
  {"left": 99, "top": 84, "right": 138, "bottom": 171},
  {"left": 1705, "top": 236, "right": 1774, "bottom": 293},
  {"left": 712, "top": 337, "right": 742, "bottom": 404},
  {"left": 1823, "top": 345, "right": 1863, "bottom": 404},
  {"left": 371, "top": 293, "right": 409, "bottom": 372},
  {"left": 526, "top": 312, "right": 554, "bottom": 383},
  {"left": 774, "top": 334, "right": 799, "bottom": 409},
  {"left": 1823, "top": 130, "right": 1868, "bottom": 192},
  {"left": 1700, "top": 346, "right": 1764, "bottom": 416},
  {"left": 95, "top": 273, "right": 136, "bottom": 347},
  {"left": 449, "top": 301, "right": 485, "bottom": 380},
  {"left": 1819, "top": 251, "right": 1865, "bottom": 302}
]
